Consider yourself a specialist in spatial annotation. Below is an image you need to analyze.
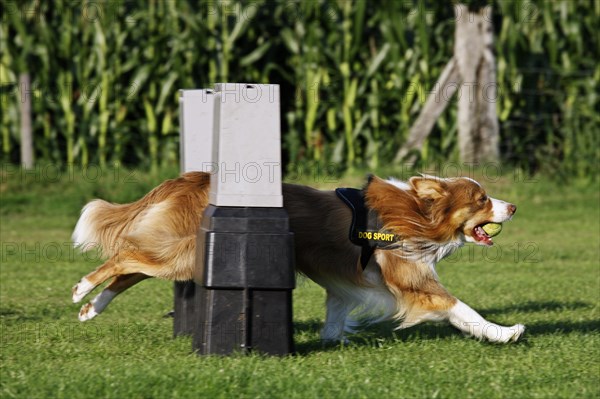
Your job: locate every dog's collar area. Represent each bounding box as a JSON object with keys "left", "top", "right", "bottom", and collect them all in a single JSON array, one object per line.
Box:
[{"left": 335, "top": 187, "right": 401, "bottom": 270}]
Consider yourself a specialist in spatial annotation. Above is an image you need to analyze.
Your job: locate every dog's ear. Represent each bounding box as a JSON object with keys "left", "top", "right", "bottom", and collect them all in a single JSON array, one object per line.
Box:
[
  {"left": 364, "top": 174, "right": 381, "bottom": 189},
  {"left": 409, "top": 175, "right": 447, "bottom": 200}
]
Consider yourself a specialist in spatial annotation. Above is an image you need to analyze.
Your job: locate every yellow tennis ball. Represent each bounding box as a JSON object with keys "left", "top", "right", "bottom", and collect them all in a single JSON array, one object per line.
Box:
[{"left": 482, "top": 223, "right": 502, "bottom": 237}]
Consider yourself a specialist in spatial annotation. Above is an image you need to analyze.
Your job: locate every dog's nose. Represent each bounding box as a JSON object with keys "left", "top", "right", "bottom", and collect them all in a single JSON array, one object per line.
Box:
[{"left": 508, "top": 204, "right": 517, "bottom": 215}]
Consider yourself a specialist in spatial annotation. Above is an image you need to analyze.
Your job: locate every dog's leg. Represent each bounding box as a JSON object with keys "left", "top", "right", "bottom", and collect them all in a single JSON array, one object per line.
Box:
[
  {"left": 72, "top": 250, "right": 160, "bottom": 303},
  {"left": 72, "top": 257, "right": 120, "bottom": 303},
  {"left": 402, "top": 289, "right": 525, "bottom": 343},
  {"left": 382, "top": 257, "right": 525, "bottom": 343},
  {"left": 447, "top": 300, "right": 525, "bottom": 343},
  {"left": 78, "top": 273, "right": 150, "bottom": 321},
  {"left": 321, "top": 291, "right": 354, "bottom": 343},
  {"left": 399, "top": 284, "right": 457, "bottom": 329}
]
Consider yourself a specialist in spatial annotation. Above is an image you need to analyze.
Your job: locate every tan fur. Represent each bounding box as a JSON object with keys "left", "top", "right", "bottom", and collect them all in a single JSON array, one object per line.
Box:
[
  {"left": 72, "top": 172, "right": 521, "bottom": 342},
  {"left": 376, "top": 252, "right": 456, "bottom": 326},
  {"left": 74, "top": 172, "right": 209, "bottom": 288},
  {"left": 365, "top": 176, "right": 495, "bottom": 243}
]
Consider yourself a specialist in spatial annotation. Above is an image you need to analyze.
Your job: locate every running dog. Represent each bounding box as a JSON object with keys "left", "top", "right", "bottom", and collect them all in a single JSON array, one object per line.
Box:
[{"left": 72, "top": 172, "right": 524, "bottom": 343}]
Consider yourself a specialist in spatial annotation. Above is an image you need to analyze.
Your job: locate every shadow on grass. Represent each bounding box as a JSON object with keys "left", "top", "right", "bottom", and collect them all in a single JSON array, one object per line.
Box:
[
  {"left": 482, "top": 300, "right": 594, "bottom": 315},
  {"left": 0, "top": 303, "right": 72, "bottom": 323},
  {"left": 480, "top": 300, "right": 599, "bottom": 338},
  {"left": 294, "top": 319, "right": 459, "bottom": 355},
  {"left": 294, "top": 308, "right": 600, "bottom": 354},
  {"left": 523, "top": 320, "right": 600, "bottom": 336},
  {"left": 0, "top": 306, "right": 45, "bottom": 322}
]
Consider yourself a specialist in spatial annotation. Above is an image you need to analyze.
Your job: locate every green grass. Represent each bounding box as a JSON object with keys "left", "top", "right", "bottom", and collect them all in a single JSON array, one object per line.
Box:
[{"left": 1, "top": 167, "right": 599, "bottom": 398}]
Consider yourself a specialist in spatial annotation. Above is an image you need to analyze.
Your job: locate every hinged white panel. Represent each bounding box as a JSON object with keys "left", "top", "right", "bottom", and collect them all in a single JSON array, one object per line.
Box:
[
  {"left": 179, "top": 89, "right": 215, "bottom": 173},
  {"left": 209, "top": 83, "right": 283, "bottom": 207}
]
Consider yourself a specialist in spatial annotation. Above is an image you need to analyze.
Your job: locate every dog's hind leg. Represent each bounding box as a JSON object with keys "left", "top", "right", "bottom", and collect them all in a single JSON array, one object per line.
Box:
[
  {"left": 72, "top": 249, "right": 161, "bottom": 303},
  {"left": 72, "top": 257, "right": 121, "bottom": 303},
  {"left": 78, "top": 273, "right": 150, "bottom": 321}
]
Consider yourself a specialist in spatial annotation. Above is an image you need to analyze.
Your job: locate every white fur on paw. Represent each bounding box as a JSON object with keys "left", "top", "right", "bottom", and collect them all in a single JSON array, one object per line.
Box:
[
  {"left": 508, "top": 324, "right": 525, "bottom": 342},
  {"left": 78, "top": 302, "right": 98, "bottom": 321},
  {"left": 72, "top": 278, "right": 94, "bottom": 303},
  {"left": 487, "top": 323, "right": 525, "bottom": 343}
]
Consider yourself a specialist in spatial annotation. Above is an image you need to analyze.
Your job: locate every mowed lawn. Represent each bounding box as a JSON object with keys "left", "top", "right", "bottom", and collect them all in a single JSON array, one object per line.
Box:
[{"left": 1, "top": 167, "right": 599, "bottom": 399}]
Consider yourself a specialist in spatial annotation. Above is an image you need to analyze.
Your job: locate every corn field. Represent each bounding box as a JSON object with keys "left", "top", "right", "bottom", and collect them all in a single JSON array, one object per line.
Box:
[{"left": 1, "top": 0, "right": 598, "bottom": 177}]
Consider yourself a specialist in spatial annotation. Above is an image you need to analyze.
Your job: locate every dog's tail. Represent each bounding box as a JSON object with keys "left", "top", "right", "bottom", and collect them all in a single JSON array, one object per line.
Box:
[
  {"left": 72, "top": 172, "right": 210, "bottom": 270},
  {"left": 72, "top": 199, "right": 135, "bottom": 257}
]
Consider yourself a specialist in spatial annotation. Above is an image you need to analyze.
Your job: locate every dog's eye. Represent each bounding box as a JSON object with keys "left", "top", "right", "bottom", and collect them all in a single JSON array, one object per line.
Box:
[{"left": 479, "top": 195, "right": 488, "bottom": 203}]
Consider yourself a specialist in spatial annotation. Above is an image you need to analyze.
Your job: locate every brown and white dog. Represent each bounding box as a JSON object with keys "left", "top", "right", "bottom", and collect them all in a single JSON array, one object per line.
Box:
[{"left": 72, "top": 172, "right": 524, "bottom": 343}]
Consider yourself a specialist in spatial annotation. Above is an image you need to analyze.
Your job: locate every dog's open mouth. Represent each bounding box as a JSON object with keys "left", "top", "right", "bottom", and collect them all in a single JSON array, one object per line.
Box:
[{"left": 473, "top": 224, "right": 494, "bottom": 246}]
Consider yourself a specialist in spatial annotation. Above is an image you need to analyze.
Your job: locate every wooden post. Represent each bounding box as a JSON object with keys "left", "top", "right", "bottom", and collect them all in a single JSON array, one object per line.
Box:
[
  {"left": 455, "top": 4, "right": 499, "bottom": 164},
  {"left": 394, "top": 58, "right": 461, "bottom": 163},
  {"left": 396, "top": 4, "right": 499, "bottom": 165},
  {"left": 19, "top": 73, "right": 34, "bottom": 169}
]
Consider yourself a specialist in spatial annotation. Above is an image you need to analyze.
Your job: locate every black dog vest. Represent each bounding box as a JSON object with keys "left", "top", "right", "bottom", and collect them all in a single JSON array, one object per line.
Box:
[{"left": 335, "top": 188, "right": 401, "bottom": 269}]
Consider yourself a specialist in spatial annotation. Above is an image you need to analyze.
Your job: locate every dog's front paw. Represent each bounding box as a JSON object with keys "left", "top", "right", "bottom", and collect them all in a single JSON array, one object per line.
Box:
[
  {"left": 72, "top": 278, "right": 94, "bottom": 303},
  {"left": 487, "top": 323, "right": 525, "bottom": 343},
  {"left": 508, "top": 324, "right": 526, "bottom": 342}
]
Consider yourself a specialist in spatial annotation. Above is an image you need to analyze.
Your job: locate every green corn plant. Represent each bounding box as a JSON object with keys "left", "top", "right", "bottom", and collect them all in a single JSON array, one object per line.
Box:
[
  {"left": 1, "top": 0, "right": 596, "bottom": 180},
  {"left": 94, "top": 17, "right": 109, "bottom": 169},
  {"left": 305, "top": 67, "right": 322, "bottom": 161},
  {"left": 340, "top": 0, "right": 355, "bottom": 167},
  {"left": 207, "top": 1, "right": 218, "bottom": 84},
  {"left": 143, "top": 97, "right": 158, "bottom": 174},
  {"left": 0, "top": 21, "right": 14, "bottom": 160},
  {"left": 58, "top": 71, "right": 75, "bottom": 165}
]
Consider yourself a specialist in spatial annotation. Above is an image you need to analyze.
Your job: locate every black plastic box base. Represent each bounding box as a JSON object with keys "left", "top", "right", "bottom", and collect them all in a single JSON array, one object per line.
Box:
[
  {"left": 192, "top": 287, "right": 293, "bottom": 355},
  {"left": 192, "top": 205, "right": 295, "bottom": 356}
]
